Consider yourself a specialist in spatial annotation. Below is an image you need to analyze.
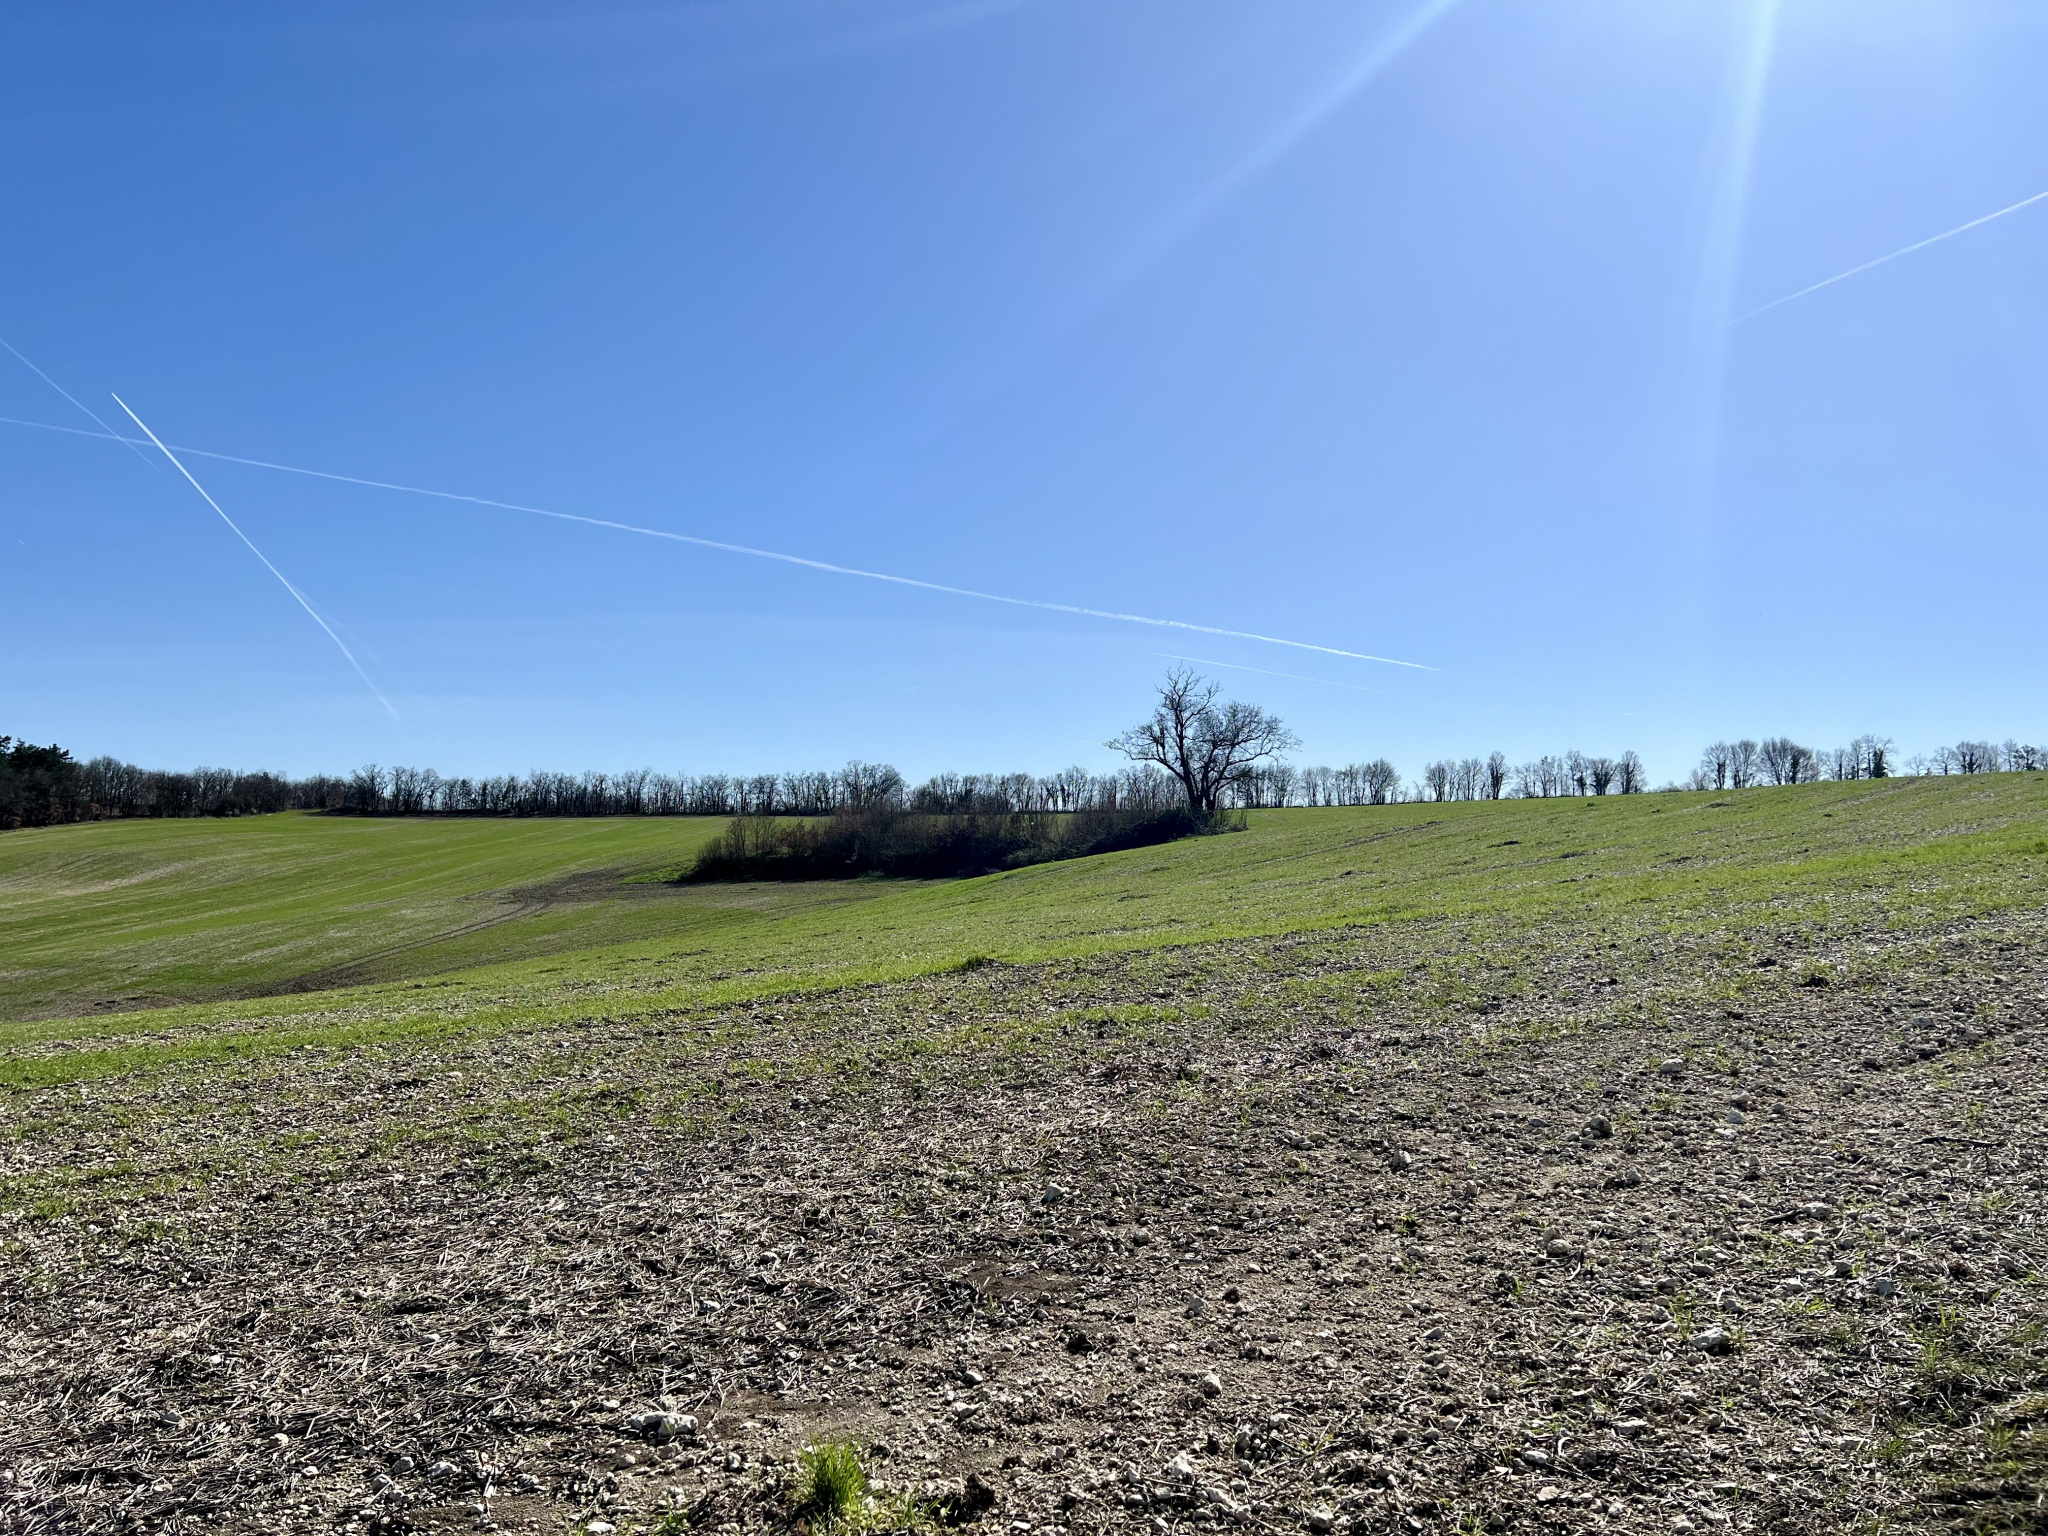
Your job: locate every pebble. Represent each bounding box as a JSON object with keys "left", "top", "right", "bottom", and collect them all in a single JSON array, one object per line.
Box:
[
  {"left": 426, "top": 1462, "right": 457, "bottom": 1481},
  {"left": 626, "top": 1411, "right": 697, "bottom": 1443},
  {"left": 391, "top": 1457, "right": 415, "bottom": 1475},
  {"left": 1200, "top": 1372, "right": 1222, "bottom": 1398},
  {"left": 1043, "top": 1184, "right": 1070, "bottom": 1206},
  {"left": 1691, "top": 1327, "right": 1734, "bottom": 1356},
  {"left": 1657, "top": 1057, "right": 1686, "bottom": 1077},
  {"left": 1166, "top": 1453, "right": 1196, "bottom": 1483},
  {"left": 586, "top": 1524, "right": 616, "bottom": 1535},
  {"left": 1305, "top": 1508, "right": 1336, "bottom": 1533},
  {"left": 1184, "top": 1298, "right": 1207, "bottom": 1320},
  {"left": 1584, "top": 1115, "right": 1613, "bottom": 1139}
]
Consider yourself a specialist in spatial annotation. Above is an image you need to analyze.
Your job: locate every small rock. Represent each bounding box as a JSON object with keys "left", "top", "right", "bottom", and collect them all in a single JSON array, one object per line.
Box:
[
  {"left": 1305, "top": 1509, "right": 1336, "bottom": 1534},
  {"left": 585, "top": 1524, "right": 616, "bottom": 1535},
  {"left": 1065, "top": 1330, "right": 1098, "bottom": 1355},
  {"left": 1873, "top": 1277, "right": 1897, "bottom": 1298},
  {"left": 426, "top": 1461, "right": 458, "bottom": 1481},
  {"left": 1167, "top": 1453, "right": 1196, "bottom": 1483},
  {"left": 1200, "top": 1372, "right": 1222, "bottom": 1398},
  {"left": 1389, "top": 1150, "right": 1414, "bottom": 1172},
  {"left": 1691, "top": 1327, "right": 1735, "bottom": 1356},
  {"left": 391, "top": 1457, "right": 416, "bottom": 1475},
  {"left": 1584, "top": 1115, "right": 1613, "bottom": 1140},
  {"left": 1184, "top": 1298, "right": 1207, "bottom": 1320},
  {"left": 626, "top": 1411, "right": 696, "bottom": 1444},
  {"left": 1042, "top": 1184, "right": 1070, "bottom": 1206},
  {"left": 1536, "top": 1485, "right": 1562, "bottom": 1503},
  {"left": 1222, "top": 1286, "right": 1241, "bottom": 1303},
  {"left": 1614, "top": 1419, "right": 1650, "bottom": 1438},
  {"left": 1657, "top": 1057, "right": 1686, "bottom": 1077}
]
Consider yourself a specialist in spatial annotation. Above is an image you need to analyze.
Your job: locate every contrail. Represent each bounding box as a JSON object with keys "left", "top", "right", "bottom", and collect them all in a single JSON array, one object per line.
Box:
[
  {"left": 1148, "top": 652, "right": 1384, "bottom": 693},
  {"left": 1, "top": 412, "right": 1432, "bottom": 670},
  {"left": 110, "top": 397, "right": 401, "bottom": 721},
  {"left": 1735, "top": 186, "right": 2048, "bottom": 323},
  {"left": 0, "top": 334, "right": 162, "bottom": 478}
]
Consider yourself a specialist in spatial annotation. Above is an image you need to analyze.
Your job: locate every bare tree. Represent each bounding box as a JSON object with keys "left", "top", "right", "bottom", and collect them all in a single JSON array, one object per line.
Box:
[
  {"left": 1729, "top": 739, "right": 1760, "bottom": 789},
  {"left": 1615, "top": 751, "right": 1646, "bottom": 794},
  {"left": 1360, "top": 759, "right": 1400, "bottom": 804},
  {"left": 1485, "top": 751, "right": 1509, "bottom": 800},
  {"left": 1759, "top": 737, "right": 1815, "bottom": 786},
  {"left": 1107, "top": 669, "right": 1299, "bottom": 813},
  {"left": 1951, "top": 740, "right": 1998, "bottom": 775},
  {"left": 1698, "top": 742, "right": 1732, "bottom": 792}
]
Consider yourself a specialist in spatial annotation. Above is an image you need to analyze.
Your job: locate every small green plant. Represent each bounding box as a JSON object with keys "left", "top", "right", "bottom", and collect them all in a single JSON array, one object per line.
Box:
[{"left": 792, "top": 1440, "right": 869, "bottom": 1530}]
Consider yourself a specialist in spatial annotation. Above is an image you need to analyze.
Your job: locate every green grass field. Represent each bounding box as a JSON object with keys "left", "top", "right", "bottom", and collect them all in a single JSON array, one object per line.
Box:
[{"left": 4, "top": 773, "right": 2045, "bottom": 1085}]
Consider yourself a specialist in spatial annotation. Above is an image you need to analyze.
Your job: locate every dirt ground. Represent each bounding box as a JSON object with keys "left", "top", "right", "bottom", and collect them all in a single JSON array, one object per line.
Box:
[{"left": 3, "top": 913, "right": 2045, "bottom": 1535}]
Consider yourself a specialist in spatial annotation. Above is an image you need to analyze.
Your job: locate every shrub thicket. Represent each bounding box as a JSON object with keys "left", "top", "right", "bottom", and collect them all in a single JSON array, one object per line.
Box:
[{"left": 683, "top": 805, "right": 1227, "bottom": 882}]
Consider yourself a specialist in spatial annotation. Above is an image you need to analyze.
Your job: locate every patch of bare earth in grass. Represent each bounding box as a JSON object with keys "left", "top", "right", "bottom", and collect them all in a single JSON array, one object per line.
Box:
[{"left": 2, "top": 916, "right": 2045, "bottom": 1535}]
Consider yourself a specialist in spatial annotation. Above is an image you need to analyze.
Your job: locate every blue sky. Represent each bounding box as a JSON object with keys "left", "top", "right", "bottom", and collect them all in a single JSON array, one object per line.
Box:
[{"left": 3, "top": 0, "right": 2045, "bottom": 784}]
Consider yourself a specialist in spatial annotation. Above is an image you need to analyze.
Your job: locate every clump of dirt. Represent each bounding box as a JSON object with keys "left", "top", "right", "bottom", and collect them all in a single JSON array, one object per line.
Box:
[{"left": 2, "top": 916, "right": 2044, "bottom": 1534}]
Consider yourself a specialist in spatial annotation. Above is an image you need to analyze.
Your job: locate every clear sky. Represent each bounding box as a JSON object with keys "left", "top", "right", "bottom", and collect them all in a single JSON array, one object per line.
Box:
[{"left": 3, "top": 1, "right": 2044, "bottom": 784}]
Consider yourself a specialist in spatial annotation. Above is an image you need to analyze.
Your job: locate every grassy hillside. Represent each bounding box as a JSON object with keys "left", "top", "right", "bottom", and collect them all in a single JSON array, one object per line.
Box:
[
  {"left": 4, "top": 773, "right": 2044, "bottom": 1085},
  {"left": 0, "top": 812, "right": 880, "bottom": 1023}
]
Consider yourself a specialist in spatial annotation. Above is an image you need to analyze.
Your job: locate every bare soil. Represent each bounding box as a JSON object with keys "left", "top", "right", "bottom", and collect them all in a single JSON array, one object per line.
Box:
[{"left": 4, "top": 914, "right": 2045, "bottom": 1535}]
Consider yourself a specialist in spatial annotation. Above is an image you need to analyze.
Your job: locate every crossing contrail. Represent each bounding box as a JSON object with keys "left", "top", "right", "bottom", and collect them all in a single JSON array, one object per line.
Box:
[
  {"left": 0, "top": 334, "right": 163, "bottom": 478},
  {"left": 1735, "top": 186, "right": 2048, "bottom": 323},
  {"left": 110, "top": 397, "right": 401, "bottom": 721},
  {"left": 0, "top": 412, "right": 1432, "bottom": 670}
]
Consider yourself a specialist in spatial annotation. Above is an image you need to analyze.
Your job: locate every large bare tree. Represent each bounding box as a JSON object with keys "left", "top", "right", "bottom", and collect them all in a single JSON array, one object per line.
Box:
[{"left": 1107, "top": 669, "right": 1299, "bottom": 813}]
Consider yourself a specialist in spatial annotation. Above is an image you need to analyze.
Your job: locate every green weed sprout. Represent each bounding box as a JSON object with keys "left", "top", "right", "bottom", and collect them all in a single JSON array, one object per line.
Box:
[{"left": 792, "top": 1440, "right": 869, "bottom": 1530}]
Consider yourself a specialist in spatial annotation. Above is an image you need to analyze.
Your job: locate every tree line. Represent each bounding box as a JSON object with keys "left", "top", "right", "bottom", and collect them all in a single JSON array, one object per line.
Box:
[
  {"left": 1, "top": 739, "right": 302, "bottom": 830},
  {"left": 5, "top": 717, "right": 2041, "bottom": 833}
]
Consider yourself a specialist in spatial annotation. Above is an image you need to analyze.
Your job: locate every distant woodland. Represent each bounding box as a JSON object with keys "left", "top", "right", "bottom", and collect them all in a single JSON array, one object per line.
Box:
[{"left": 2, "top": 732, "right": 2041, "bottom": 833}]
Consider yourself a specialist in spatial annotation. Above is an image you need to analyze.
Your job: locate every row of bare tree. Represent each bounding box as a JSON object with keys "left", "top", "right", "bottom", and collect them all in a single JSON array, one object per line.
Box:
[
  {"left": 1684, "top": 736, "right": 2042, "bottom": 789},
  {"left": 8, "top": 668, "right": 2042, "bottom": 831},
  {"left": 311, "top": 761, "right": 1190, "bottom": 818}
]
